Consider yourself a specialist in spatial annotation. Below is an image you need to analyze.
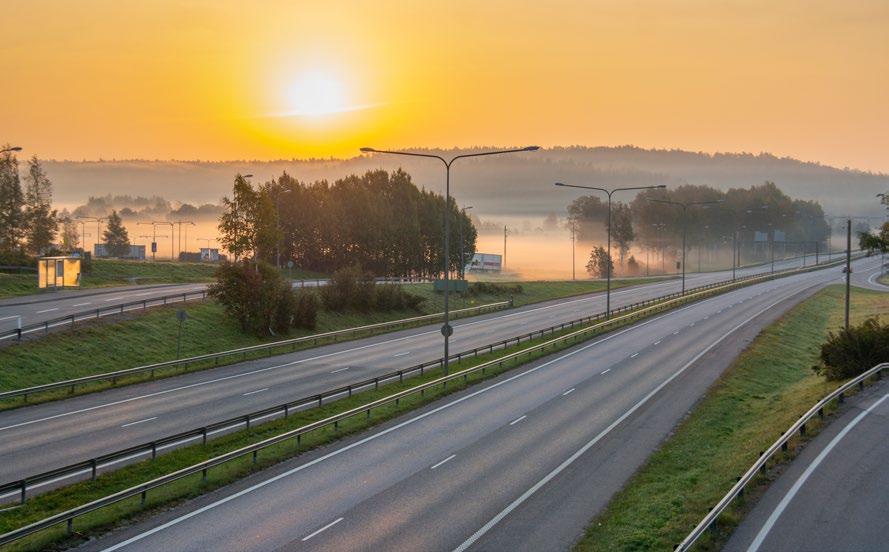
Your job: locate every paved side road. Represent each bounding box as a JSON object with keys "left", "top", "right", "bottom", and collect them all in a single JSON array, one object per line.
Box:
[
  {"left": 75, "top": 260, "right": 844, "bottom": 552},
  {"left": 725, "top": 381, "right": 889, "bottom": 552}
]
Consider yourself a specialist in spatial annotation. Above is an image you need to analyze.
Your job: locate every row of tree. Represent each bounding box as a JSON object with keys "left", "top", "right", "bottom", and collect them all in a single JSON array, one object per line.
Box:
[
  {"left": 218, "top": 169, "right": 476, "bottom": 277},
  {"left": 0, "top": 147, "right": 134, "bottom": 262},
  {"left": 567, "top": 182, "right": 831, "bottom": 266}
]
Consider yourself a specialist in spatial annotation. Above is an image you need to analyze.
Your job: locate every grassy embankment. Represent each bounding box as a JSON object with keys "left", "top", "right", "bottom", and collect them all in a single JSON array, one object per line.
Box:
[
  {"left": 576, "top": 285, "right": 889, "bottom": 551},
  {"left": 0, "top": 278, "right": 662, "bottom": 400}
]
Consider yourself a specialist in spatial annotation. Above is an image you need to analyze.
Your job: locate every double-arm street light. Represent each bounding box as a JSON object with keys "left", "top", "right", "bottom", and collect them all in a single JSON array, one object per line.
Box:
[
  {"left": 360, "top": 146, "right": 540, "bottom": 376},
  {"left": 647, "top": 198, "right": 723, "bottom": 294},
  {"left": 555, "top": 183, "right": 667, "bottom": 317}
]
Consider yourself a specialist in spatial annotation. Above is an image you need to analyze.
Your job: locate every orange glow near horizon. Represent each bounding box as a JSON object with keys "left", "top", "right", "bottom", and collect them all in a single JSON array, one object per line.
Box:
[{"left": 2, "top": 1, "right": 888, "bottom": 172}]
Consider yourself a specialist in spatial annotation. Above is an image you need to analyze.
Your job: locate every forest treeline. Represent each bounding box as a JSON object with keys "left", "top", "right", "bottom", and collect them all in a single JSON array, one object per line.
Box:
[
  {"left": 218, "top": 169, "right": 475, "bottom": 277},
  {"left": 567, "top": 181, "right": 832, "bottom": 265}
]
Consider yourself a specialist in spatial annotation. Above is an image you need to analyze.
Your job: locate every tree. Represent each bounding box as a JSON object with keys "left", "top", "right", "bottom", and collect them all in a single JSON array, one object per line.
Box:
[
  {"left": 23, "top": 156, "right": 57, "bottom": 255},
  {"left": 103, "top": 210, "right": 131, "bottom": 257},
  {"left": 586, "top": 246, "right": 613, "bottom": 278},
  {"left": 58, "top": 210, "right": 79, "bottom": 253},
  {"left": 0, "top": 147, "right": 24, "bottom": 256},
  {"left": 567, "top": 195, "right": 608, "bottom": 242},
  {"left": 218, "top": 174, "right": 259, "bottom": 261},
  {"left": 608, "top": 202, "right": 635, "bottom": 265}
]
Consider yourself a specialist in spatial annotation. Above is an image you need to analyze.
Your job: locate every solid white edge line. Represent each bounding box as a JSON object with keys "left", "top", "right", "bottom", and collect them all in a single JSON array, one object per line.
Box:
[
  {"left": 509, "top": 415, "right": 527, "bottom": 426},
  {"left": 301, "top": 517, "right": 344, "bottom": 542},
  {"left": 452, "top": 288, "right": 814, "bottom": 552},
  {"left": 431, "top": 454, "right": 457, "bottom": 470},
  {"left": 746, "top": 393, "right": 889, "bottom": 552}
]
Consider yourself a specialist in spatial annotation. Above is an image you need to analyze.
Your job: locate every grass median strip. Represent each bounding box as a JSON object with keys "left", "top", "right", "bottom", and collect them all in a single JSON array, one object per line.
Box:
[
  {"left": 0, "top": 278, "right": 657, "bottom": 410},
  {"left": 575, "top": 285, "right": 889, "bottom": 552},
  {"left": 0, "top": 277, "right": 729, "bottom": 551}
]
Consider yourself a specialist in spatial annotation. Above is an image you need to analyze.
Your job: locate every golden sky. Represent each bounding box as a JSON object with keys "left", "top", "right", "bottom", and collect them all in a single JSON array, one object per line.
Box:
[{"left": 2, "top": 0, "right": 888, "bottom": 172}]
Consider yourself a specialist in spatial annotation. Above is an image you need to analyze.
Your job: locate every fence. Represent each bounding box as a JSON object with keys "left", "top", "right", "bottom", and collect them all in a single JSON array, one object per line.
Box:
[{"left": 675, "top": 362, "right": 888, "bottom": 551}]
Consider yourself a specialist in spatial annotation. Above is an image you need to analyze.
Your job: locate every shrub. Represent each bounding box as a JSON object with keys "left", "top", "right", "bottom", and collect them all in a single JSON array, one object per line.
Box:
[
  {"left": 294, "top": 291, "right": 319, "bottom": 330},
  {"left": 209, "top": 260, "right": 297, "bottom": 337},
  {"left": 468, "top": 281, "right": 523, "bottom": 296},
  {"left": 320, "top": 265, "right": 425, "bottom": 312},
  {"left": 627, "top": 255, "right": 640, "bottom": 276},
  {"left": 814, "top": 317, "right": 889, "bottom": 380}
]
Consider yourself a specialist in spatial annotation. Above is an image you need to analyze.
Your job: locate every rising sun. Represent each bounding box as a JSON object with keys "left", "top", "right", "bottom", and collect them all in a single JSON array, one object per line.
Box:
[{"left": 287, "top": 73, "right": 347, "bottom": 117}]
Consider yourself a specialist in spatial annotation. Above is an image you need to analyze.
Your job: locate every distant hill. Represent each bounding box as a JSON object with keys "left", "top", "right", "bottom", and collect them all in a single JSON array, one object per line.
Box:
[{"left": 43, "top": 146, "right": 889, "bottom": 219}]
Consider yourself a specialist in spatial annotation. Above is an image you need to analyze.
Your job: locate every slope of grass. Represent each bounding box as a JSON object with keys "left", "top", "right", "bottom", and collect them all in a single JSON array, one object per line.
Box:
[
  {"left": 575, "top": 285, "right": 889, "bottom": 551},
  {"left": 0, "top": 278, "right": 660, "bottom": 399}
]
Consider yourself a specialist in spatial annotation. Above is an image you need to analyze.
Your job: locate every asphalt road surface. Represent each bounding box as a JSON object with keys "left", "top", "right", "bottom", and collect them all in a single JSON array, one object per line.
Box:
[
  {"left": 0, "top": 254, "right": 857, "bottom": 495},
  {"left": 0, "top": 253, "right": 827, "bottom": 336},
  {"left": 71, "top": 257, "right": 878, "bottom": 552},
  {"left": 725, "top": 381, "right": 889, "bottom": 552}
]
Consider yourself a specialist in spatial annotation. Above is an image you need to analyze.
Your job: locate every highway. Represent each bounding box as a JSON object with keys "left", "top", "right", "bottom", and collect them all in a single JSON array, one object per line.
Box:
[
  {"left": 69, "top": 257, "right": 879, "bottom": 552},
  {"left": 0, "top": 254, "right": 845, "bottom": 491},
  {"left": 725, "top": 382, "right": 888, "bottom": 552}
]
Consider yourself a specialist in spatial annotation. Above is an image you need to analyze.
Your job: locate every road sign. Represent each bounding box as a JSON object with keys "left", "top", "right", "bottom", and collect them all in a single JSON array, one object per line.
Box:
[
  {"left": 151, "top": 242, "right": 157, "bottom": 253},
  {"left": 440, "top": 324, "right": 453, "bottom": 337},
  {"left": 287, "top": 260, "right": 294, "bottom": 268},
  {"left": 176, "top": 310, "right": 188, "bottom": 322}
]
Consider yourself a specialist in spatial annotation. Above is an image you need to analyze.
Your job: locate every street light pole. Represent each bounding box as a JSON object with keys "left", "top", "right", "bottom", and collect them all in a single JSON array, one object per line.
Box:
[
  {"left": 361, "top": 146, "right": 539, "bottom": 376},
  {"left": 845, "top": 218, "right": 851, "bottom": 330},
  {"left": 555, "top": 183, "right": 667, "bottom": 317},
  {"left": 648, "top": 198, "right": 723, "bottom": 294}
]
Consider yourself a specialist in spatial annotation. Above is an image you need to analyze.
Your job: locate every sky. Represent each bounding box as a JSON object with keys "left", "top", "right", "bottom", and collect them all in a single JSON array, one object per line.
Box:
[{"left": 2, "top": 0, "right": 888, "bottom": 173}]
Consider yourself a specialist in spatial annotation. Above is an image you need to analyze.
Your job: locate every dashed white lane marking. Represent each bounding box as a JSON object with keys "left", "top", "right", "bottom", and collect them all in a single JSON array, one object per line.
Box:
[
  {"left": 301, "top": 517, "right": 344, "bottom": 542},
  {"left": 600, "top": 369, "right": 611, "bottom": 375},
  {"left": 654, "top": 340, "right": 661, "bottom": 345},
  {"left": 73, "top": 302, "right": 91, "bottom": 307},
  {"left": 0, "top": 315, "right": 20, "bottom": 322},
  {"left": 630, "top": 352, "right": 639, "bottom": 358},
  {"left": 672, "top": 331, "right": 679, "bottom": 335},
  {"left": 509, "top": 415, "right": 527, "bottom": 426},
  {"left": 121, "top": 417, "right": 158, "bottom": 428},
  {"left": 330, "top": 367, "right": 350, "bottom": 374},
  {"left": 242, "top": 388, "right": 269, "bottom": 396},
  {"left": 562, "top": 388, "right": 575, "bottom": 396},
  {"left": 393, "top": 351, "right": 411, "bottom": 358},
  {"left": 430, "top": 454, "right": 456, "bottom": 470},
  {"left": 36, "top": 308, "right": 58, "bottom": 314},
  {"left": 103, "top": 297, "right": 124, "bottom": 302}
]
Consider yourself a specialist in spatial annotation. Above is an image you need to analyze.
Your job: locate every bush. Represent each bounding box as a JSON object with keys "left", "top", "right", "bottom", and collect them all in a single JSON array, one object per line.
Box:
[
  {"left": 320, "top": 265, "right": 425, "bottom": 313},
  {"left": 468, "top": 281, "right": 524, "bottom": 296},
  {"left": 814, "top": 317, "right": 889, "bottom": 380},
  {"left": 294, "top": 291, "right": 319, "bottom": 330},
  {"left": 209, "top": 260, "right": 298, "bottom": 337},
  {"left": 627, "top": 255, "right": 640, "bottom": 276}
]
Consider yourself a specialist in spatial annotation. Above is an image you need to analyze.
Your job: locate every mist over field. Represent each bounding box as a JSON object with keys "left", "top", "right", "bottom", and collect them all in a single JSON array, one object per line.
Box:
[{"left": 46, "top": 147, "right": 889, "bottom": 219}]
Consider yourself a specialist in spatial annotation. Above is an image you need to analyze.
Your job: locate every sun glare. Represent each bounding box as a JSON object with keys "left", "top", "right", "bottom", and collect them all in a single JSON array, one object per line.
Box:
[{"left": 287, "top": 73, "right": 346, "bottom": 117}]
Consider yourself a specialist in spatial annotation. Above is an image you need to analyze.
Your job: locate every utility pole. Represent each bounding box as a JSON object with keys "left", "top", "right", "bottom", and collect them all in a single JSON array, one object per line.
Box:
[
  {"left": 844, "top": 218, "right": 852, "bottom": 330},
  {"left": 171, "top": 220, "right": 195, "bottom": 261},
  {"left": 570, "top": 222, "right": 576, "bottom": 280},
  {"left": 503, "top": 225, "right": 508, "bottom": 273}
]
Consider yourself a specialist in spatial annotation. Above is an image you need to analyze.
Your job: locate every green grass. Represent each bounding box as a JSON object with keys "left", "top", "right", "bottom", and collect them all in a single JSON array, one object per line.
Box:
[
  {"left": 0, "top": 278, "right": 659, "bottom": 403},
  {"left": 575, "top": 285, "right": 889, "bottom": 552},
  {"left": 0, "top": 276, "right": 728, "bottom": 551}
]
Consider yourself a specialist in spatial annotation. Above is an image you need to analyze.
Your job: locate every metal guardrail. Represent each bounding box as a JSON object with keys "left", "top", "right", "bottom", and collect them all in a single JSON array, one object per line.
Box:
[
  {"left": 0, "top": 289, "right": 210, "bottom": 342},
  {"left": 676, "top": 362, "right": 888, "bottom": 551},
  {"left": 0, "top": 277, "right": 433, "bottom": 342},
  {"left": 0, "top": 256, "right": 858, "bottom": 508},
  {"left": 0, "top": 301, "right": 510, "bottom": 403},
  {"left": 0, "top": 268, "right": 774, "bottom": 546}
]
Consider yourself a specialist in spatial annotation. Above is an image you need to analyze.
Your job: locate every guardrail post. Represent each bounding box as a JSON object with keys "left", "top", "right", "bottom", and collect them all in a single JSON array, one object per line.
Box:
[
  {"left": 800, "top": 423, "right": 806, "bottom": 436},
  {"left": 838, "top": 391, "right": 844, "bottom": 404},
  {"left": 252, "top": 450, "right": 258, "bottom": 464},
  {"left": 67, "top": 518, "right": 73, "bottom": 535},
  {"left": 151, "top": 443, "right": 157, "bottom": 460},
  {"left": 20, "top": 481, "right": 26, "bottom": 504},
  {"left": 141, "top": 490, "right": 147, "bottom": 505},
  {"left": 202, "top": 427, "right": 208, "bottom": 445},
  {"left": 246, "top": 415, "right": 251, "bottom": 430},
  {"left": 91, "top": 459, "right": 97, "bottom": 480},
  {"left": 44, "top": 321, "right": 49, "bottom": 335}
]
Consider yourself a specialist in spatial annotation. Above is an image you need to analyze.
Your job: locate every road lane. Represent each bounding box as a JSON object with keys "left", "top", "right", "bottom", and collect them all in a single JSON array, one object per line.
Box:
[
  {"left": 725, "top": 384, "right": 889, "bottom": 552},
  {"left": 74, "top": 258, "right": 851, "bottom": 552}
]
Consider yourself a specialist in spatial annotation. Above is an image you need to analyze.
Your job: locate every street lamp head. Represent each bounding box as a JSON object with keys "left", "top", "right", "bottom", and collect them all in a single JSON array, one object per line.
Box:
[
  {"left": 242, "top": 173, "right": 254, "bottom": 178},
  {"left": 360, "top": 147, "right": 376, "bottom": 153},
  {"left": 655, "top": 184, "right": 667, "bottom": 189},
  {"left": 2, "top": 146, "right": 23, "bottom": 153},
  {"left": 554, "top": 182, "right": 566, "bottom": 187},
  {"left": 523, "top": 146, "right": 541, "bottom": 151}
]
